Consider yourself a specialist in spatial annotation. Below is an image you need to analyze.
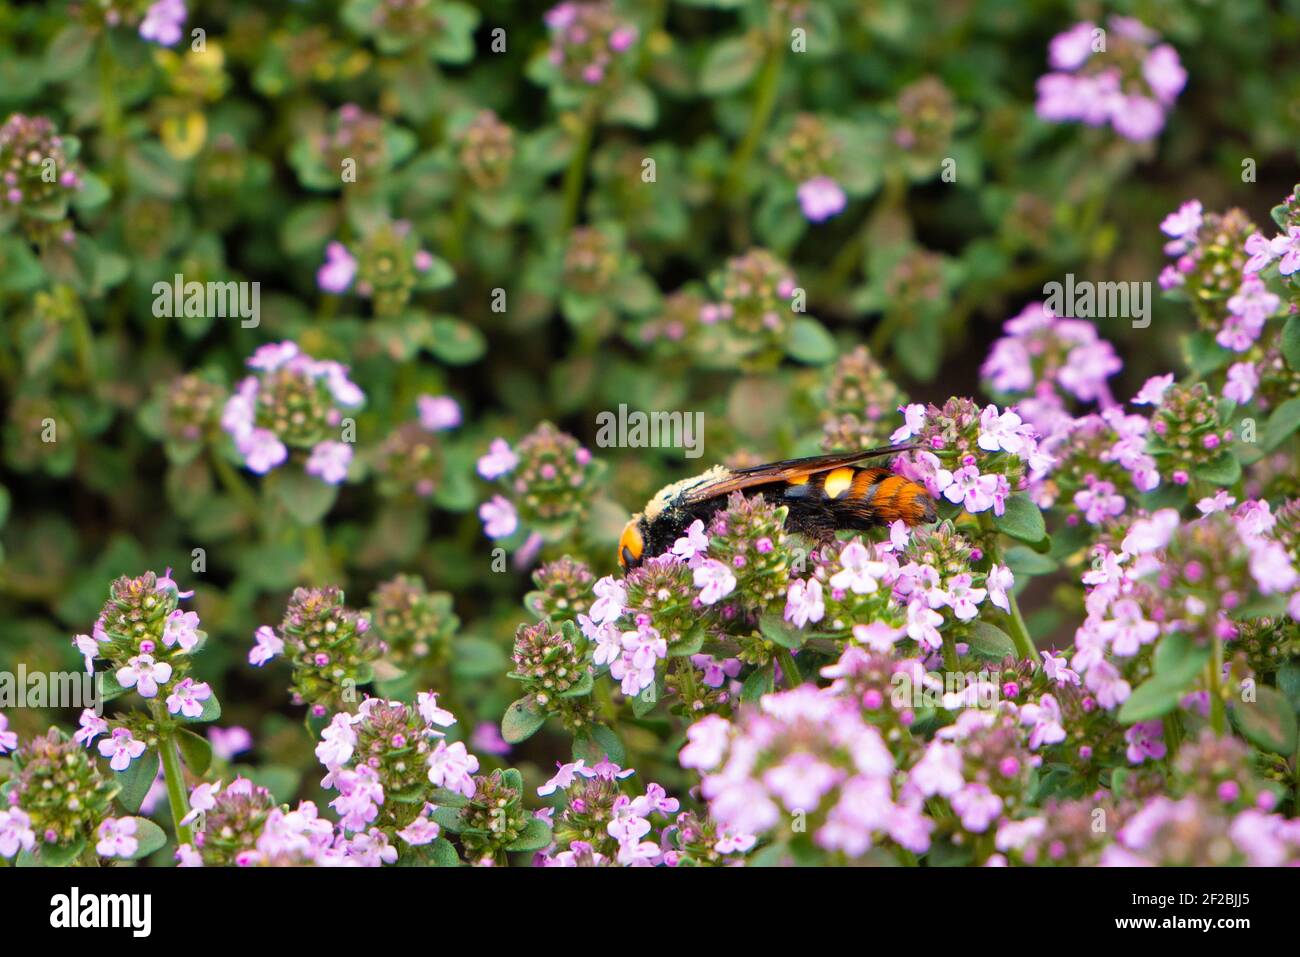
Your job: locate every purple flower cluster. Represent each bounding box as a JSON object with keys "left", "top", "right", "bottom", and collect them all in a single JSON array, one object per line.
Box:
[
  {"left": 1035, "top": 17, "right": 1185, "bottom": 141},
  {"left": 537, "top": 758, "right": 685, "bottom": 866},
  {"left": 893, "top": 398, "right": 1049, "bottom": 516},
  {"left": 221, "top": 340, "right": 364, "bottom": 482},
  {"left": 544, "top": 2, "right": 638, "bottom": 88},
  {"left": 981, "top": 302, "right": 1120, "bottom": 436}
]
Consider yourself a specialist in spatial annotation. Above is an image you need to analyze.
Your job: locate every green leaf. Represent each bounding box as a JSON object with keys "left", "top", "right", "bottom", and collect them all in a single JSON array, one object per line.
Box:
[
  {"left": 430, "top": 805, "right": 466, "bottom": 833},
  {"left": 95, "top": 669, "right": 130, "bottom": 704},
  {"left": 501, "top": 697, "right": 547, "bottom": 744},
  {"left": 270, "top": 469, "right": 340, "bottom": 525},
  {"left": 1282, "top": 315, "right": 1300, "bottom": 372},
  {"left": 430, "top": 836, "right": 461, "bottom": 866},
  {"left": 43, "top": 25, "right": 96, "bottom": 82},
  {"left": 894, "top": 312, "right": 942, "bottom": 381},
  {"left": 505, "top": 817, "right": 553, "bottom": 852},
  {"left": 559, "top": 669, "right": 594, "bottom": 698},
  {"left": 666, "top": 625, "right": 704, "bottom": 657},
  {"left": 1191, "top": 452, "right": 1241, "bottom": 485},
  {"left": 119, "top": 817, "right": 167, "bottom": 861},
  {"left": 21, "top": 836, "right": 85, "bottom": 867},
  {"left": 759, "top": 613, "right": 805, "bottom": 650},
  {"left": 741, "top": 664, "right": 774, "bottom": 704},
  {"left": 428, "top": 787, "right": 471, "bottom": 808},
  {"left": 1277, "top": 661, "right": 1300, "bottom": 713},
  {"left": 991, "top": 493, "right": 1047, "bottom": 544},
  {"left": 176, "top": 728, "right": 212, "bottom": 775},
  {"left": 698, "top": 35, "right": 762, "bottom": 96},
  {"left": 1232, "top": 686, "right": 1299, "bottom": 755},
  {"left": 965, "top": 621, "right": 1016, "bottom": 662},
  {"left": 605, "top": 81, "right": 657, "bottom": 128},
  {"left": 785, "top": 318, "right": 838, "bottom": 365},
  {"left": 572, "top": 723, "right": 625, "bottom": 766},
  {"left": 1003, "top": 546, "right": 1058, "bottom": 577},
  {"left": 426, "top": 317, "right": 487, "bottom": 365},
  {"left": 452, "top": 636, "right": 507, "bottom": 679},
  {"left": 1118, "top": 634, "right": 1210, "bottom": 723},
  {"left": 1261, "top": 397, "right": 1300, "bottom": 452},
  {"left": 114, "top": 749, "right": 161, "bottom": 815},
  {"left": 631, "top": 678, "right": 658, "bottom": 717},
  {"left": 1182, "top": 331, "right": 1231, "bottom": 377}
]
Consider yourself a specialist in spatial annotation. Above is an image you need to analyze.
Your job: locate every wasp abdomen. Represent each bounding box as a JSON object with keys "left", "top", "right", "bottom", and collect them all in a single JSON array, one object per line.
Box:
[{"left": 779, "top": 466, "right": 933, "bottom": 526}]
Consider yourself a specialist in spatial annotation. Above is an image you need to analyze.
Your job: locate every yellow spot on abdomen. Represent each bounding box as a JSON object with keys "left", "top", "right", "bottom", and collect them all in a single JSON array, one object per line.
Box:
[
  {"left": 823, "top": 467, "right": 855, "bottom": 499},
  {"left": 787, "top": 474, "right": 809, "bottom": 486}
]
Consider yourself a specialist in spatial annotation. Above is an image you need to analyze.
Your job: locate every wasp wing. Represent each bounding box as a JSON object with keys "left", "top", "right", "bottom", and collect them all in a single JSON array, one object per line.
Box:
[{"left": 680, "top": 444, "right": 916, "bottom": 505}]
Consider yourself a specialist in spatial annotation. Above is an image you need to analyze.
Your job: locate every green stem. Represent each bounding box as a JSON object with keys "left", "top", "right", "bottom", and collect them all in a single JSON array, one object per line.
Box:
[
  {"left": 941, "top": 632, "right": 959, "bottom": 672},
  {"left": 1208, "top": 633, "right": 1226, "bottom": 735},
  {"left": 302, "top": 523, "right": 334, "bottom": 585},
  {"left": 978, "top": 514, "right": 1035, "bottom": 663},
  {"left": 560, "top": 100, "right": 599, "bottom": 232},
  {"left": 209, "top": 446, "right": 260, "bottom": 518},
  {"left": 445, "top": 182, "right": 470, "bottom": 265},
  {"left": 774, "top": 646, "right": 802, "bottom": 690},
  {"left": 156, "top": 725, "right": 194, "bottom": 847},
  {"left": 70, "top": 309, "right": 96, "bottom": 383},
  {"left": 676, "top": 657, "right": 698, "bottom": 710},
  {"left": 722, "top": 34, "right": 786, "bottom": 206}
]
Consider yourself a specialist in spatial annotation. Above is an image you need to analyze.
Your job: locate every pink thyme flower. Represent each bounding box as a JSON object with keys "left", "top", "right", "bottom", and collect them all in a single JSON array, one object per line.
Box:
[
  {"left": 208, "top": 726, "right": 252, "bottom": 761},
  {"left": 139, "top": 0, "right": 186, "bottom": 46},
  {"left": 98, "top": 728, "right": 147, "bottom": 771},
  {"left": 416, "top": 395, "right": 461, "bottom": 431},
  {"left": 417, "top": 690, "right": 456, "bottom": 728},
  {"left": 679, "top": 714, "right": 730, "bottom": 770},
  {"left": 797, "top": 177, "right": 847, "bottom": 223},
  {"left": 95, "top": 817, "right": 139, "bottom": 859},
  {"left": 0, "top": 714, "right": 15, "bottom": 753},
  {"left": 1124, "top": 720, "right": 1167, "bottom": 764},
  {"left": 588, "top": 575, "right": 627, "bottom": 625},
  {"left": 237, "top": 428, "right": 288, "bottom": 474},
  {"left": 1276, "top": 226, "right": 1300, "bottom": 275},
  {"left": 693, "top": 558, "right": 737, "bottom": 605},
  {"left": 315, "top": 712, "right": 360, "bottom": 767},
  {"left": 317, "top": 241, "right": 357, "bottom": 293},
  {"left": 1098, "top": 598, "right": 1160, "bottom": 656},
  {"left": 1242, "top": 231, "right": 1282, "bottom": 274},
  {"left": 73, "top": 709, "right": 108, "bottom": 748},
  {"left": 985, "top": 564, "right": 1015, "bottom": 613},
  {"left": 249, "top": 625, "right": 284, "bottom": 666},
  {"left": 538, "top": 760, "right": 595, "bottom": 796},
  {"left": 670, "top": 518, "right": 710, "bottom": 565},
  {"left": 0, "top": 808, "right": 37, "bottom": 859},
  {"left": 116, "top": 654, "right": 172, "bottom": 698},
  {"left": 784, "top": 578, "right": 825, "bottom": 628},
  {"left": 478, "top": 494, "right": 518, "bottom": 539},
  {"left": 932, "top": 572, "right": 986, "bottom": 621},
  {"left": 162, "top": 609, "right": 201, "bottom": 651},
  {"left": 166, "top": 677, "right": 212, "bottom": 718},
  {"left": 890, "top": 403, "right": 927, "bottom": 443},
  {"left": 1074, "top": 476, "right": 1126, "bottom": 524},
  {"left": 1048, "top": 21, "right": 1095, "bottom": 70},
  {"left": 829, "top": 540, "right": 887, "bottom": 594},
  {"left": 951, "top": 783, "right": 1003, "bottom": 833},
  {"left": 1132, "top": 373, "right": 1174, "bottom": 406},
  {"left": 851, "top": 622, "right": 904, "bottom": 653},
  {"left": 426, "top": 740, "right": 479, "bottom": 797},
  {"left": 305, "top": 440, "right": 353, "bottom": 485},
  {"left": 476, "top": 438, "right": 518, "bottom": 478}
]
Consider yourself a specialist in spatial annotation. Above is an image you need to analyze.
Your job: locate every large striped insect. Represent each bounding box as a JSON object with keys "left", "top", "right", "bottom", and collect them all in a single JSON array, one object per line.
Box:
[{"left": 617, "top": 444, "right": 937, "bottom": 569}]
